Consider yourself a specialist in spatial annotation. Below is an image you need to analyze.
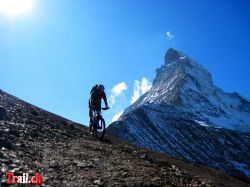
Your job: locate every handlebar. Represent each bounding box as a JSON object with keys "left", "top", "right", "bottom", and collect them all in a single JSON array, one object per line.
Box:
[
  {"left": 91, "top": 107, "right": 110, "bottom": 111},
  {"left": 102, "top": 107, "right": 110, "bottom": 110}
]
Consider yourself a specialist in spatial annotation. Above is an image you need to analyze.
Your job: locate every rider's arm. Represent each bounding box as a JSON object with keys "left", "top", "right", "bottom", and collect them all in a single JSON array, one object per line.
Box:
[
  {"left": 89, "top": 95, "right": 94, "bottom": 108},
  {"left": 102, "top": 92, "right": 108, "bottom": 108}
]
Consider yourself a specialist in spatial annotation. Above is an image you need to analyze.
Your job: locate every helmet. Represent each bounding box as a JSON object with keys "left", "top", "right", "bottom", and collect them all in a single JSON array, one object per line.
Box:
[{"left": 98, "top": 84, "right": 105, "bottom": 91}]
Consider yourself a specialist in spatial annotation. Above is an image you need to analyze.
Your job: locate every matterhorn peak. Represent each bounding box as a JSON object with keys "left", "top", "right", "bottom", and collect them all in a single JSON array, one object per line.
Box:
[
  {"left": 123, "top": 48, "right": 250, "bottom": 132},
  {"left": 164, "top": 48, "right": 186, "bottom": 65},
  {"left": 108, "top": 48, "right": 250, "bottom": 181}
]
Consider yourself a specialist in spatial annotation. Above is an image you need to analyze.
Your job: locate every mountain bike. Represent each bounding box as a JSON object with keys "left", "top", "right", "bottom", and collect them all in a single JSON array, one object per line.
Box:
[{"left": 90, "top": 107, "right": 109, "bottom": 140}]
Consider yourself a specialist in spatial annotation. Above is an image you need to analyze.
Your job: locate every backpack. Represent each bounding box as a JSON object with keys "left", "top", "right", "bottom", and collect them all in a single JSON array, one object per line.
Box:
[{"left": 90, "top": 84, "right": 98, "bottom": 95}]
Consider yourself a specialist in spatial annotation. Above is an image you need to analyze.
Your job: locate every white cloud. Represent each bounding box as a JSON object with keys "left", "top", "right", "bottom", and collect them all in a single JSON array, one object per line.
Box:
[
  {"left": 130, "top": 77, "right": 152, "bottom": 104},
  {"left": 166, "top": 31, "right": 174, "bottom": 41},
  {"left": 131, "top": 80, "right": 141, "bottom": 104},
  {"left": 108, "top": 82, "right": 128, "bottom": 107},
  {"left": 112, "top": 110, "right": 124, "bottom": 122},
  {"left": 112, "top": 82, "right": 128, "bottom": 96},
  {"left": 141, "top": 77, "right": 152, "bottom": 94}
]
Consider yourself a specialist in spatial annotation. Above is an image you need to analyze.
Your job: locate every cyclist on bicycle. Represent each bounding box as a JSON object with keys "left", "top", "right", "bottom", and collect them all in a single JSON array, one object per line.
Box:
[{"left": 89, "top": 84, "right": 109, "bottom": 130}]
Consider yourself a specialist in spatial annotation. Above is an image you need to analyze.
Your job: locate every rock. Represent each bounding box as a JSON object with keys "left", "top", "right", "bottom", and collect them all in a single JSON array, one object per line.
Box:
[
  {"left": 1, "top": 147, "right": 7, "bottom": 151},
  {"left": 140, "top": 154, "right": 146, "bottom": 159},
  {"left": 122, "top": 172, "right": 128, "bottom": 177},
  {"left": 1, "top": 164, "right": 8, "bottom": 173},
  {"left": 165, "top": 48, "right": 183, "bottom": 65},
  {"left": 94, "top": 179, "right": 103, "bottom": 185}
]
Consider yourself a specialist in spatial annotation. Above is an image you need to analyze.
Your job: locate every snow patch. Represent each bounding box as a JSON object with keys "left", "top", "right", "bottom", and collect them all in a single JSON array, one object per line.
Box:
[{"left": 194, "top": 120, "right": 209, "bottom": 127}]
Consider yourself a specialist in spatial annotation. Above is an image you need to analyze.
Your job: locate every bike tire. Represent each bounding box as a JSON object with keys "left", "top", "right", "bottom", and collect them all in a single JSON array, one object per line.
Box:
[{"left": 96, "top": 118, "right": 105, "bottom": 140}]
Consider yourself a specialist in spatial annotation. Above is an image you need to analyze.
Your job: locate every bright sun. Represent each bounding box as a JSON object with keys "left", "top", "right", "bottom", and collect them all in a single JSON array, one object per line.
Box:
[{"left": 0, "top": 0, "right": 34, "bottom": 16}]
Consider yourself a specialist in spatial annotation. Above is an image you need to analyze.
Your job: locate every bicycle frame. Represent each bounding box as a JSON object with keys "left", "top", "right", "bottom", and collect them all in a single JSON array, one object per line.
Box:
[{"left": 93, "top": 109, "right": 102, "bottom": 122}]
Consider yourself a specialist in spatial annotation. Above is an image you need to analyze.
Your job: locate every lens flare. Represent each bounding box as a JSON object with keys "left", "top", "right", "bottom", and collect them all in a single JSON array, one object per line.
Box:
[{"left": 0, "top": 0, "right": 34, "bottom": 16}]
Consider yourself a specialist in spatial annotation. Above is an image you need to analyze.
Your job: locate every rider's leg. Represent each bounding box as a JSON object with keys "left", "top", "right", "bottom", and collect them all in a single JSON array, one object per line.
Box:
[{"left": 89, "top": 107, "right": 93, "bottom": 131}]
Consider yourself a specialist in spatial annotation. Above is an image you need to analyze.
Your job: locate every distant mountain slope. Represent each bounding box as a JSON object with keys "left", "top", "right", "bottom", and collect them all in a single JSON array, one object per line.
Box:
[
  {"left": 1, "top": 89, "right": 249, "bottom": 186},
  {"left": 107, "top": 48, "right": 250, "bottom": 180}
]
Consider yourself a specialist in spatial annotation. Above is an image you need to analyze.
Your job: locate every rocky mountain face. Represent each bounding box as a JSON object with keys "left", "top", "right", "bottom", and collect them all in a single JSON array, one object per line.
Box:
[
  {"left": 107, "top": 48, "right": 250, "bottom": 181},
  {"left": 1, "top": 89, "right": 249, "bottom": 186}
]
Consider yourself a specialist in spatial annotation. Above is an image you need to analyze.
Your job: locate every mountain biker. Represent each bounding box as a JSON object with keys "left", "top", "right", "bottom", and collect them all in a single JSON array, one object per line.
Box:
[{"left": 89, "top": 84, "right": 109, "bottom": 130}]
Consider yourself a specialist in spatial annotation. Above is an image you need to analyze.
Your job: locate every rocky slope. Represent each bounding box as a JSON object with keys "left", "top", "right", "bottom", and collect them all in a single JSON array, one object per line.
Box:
[
  {"left": 107, "top": 48, "right": 250, "bottom": 181},
  {"left": 0, "top": 89, "right": 249, "bottom": 186}
]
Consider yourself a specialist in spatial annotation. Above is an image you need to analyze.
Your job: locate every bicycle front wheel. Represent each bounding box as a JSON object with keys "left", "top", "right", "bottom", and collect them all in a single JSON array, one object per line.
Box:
[{"left": 96, "top": 118, "right": 105, "bottom": 140}]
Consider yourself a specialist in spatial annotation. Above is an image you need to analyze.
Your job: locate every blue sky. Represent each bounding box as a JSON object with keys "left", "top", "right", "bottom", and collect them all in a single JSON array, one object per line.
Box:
[{"left": 0, "top": 0, "right": 249, "bottom": 126}]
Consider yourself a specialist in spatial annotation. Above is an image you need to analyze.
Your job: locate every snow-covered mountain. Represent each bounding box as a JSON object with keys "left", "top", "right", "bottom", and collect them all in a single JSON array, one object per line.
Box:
[
  {"left": 124, "top": 48, "right": 250, "bottom": 132},
  {"left": 107, "top": 48, "right": 250, "bottom": 180}
]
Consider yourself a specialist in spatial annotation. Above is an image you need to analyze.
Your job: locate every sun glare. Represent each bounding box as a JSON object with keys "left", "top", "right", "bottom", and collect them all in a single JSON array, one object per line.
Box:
[{"left": 0, "top": 0, "right": 34, "bottom": 16}]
